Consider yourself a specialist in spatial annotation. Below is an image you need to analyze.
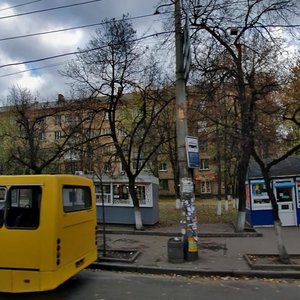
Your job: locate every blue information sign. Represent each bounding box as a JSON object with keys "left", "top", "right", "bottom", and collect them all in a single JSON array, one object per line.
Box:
[{"left": 185, "top": 136, "right": 200, "bottom": 168}]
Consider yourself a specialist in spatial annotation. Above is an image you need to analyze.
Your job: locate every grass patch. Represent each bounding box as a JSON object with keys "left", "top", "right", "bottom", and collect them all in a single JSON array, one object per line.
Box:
[{"left": 159, "top": 199, "right": 237, "bottom": 225}]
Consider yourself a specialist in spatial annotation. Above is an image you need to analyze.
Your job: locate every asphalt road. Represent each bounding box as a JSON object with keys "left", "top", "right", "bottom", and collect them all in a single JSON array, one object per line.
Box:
[{"left": 1, "top": 270, "right": 300, "bottom": 300}]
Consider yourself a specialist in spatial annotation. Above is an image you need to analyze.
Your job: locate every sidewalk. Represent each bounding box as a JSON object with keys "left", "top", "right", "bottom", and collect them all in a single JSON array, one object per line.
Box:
[{"left": 90, "top": 223, "right": 300, "bottom": 279}]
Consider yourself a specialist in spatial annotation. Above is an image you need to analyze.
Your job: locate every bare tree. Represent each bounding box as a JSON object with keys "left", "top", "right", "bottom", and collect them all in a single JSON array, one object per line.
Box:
[
  {"left": 250, "top": 61, "right": 300, "bottom": 263},
  {"left": 3, "top": 87, "right": 65, "bottom": 174},
  {"left": 61, "top": 16, "right": 174, "bottom": 229},
  {"left": 186, "top": 0, "right": 299, "bottom": 231},
  {"left": 3, "top": 87, "right": 99, "bottom": 174}
]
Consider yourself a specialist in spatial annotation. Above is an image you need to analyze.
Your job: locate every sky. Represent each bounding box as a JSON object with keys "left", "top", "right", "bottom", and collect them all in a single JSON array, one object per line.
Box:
[{"left": 0, "top": 0, "right": 165, "bottom": 103}]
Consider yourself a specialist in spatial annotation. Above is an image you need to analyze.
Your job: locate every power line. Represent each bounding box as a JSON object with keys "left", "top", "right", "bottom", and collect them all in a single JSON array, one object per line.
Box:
[
  {"left": 0, "top": 31, "right": 173, "bottom": 69},
  {"left": 0, "top": 12, "right": 165, "bottom": 42},
  {"left": 0, "top": 62, "right": 65, "bottom": 78},
  {"left": 0, "top": 42, "right": 169, "bottom": 79},
  {"left": 0, "top": 0, "right": 103, "bottom": 20},
  {"left": 0, "top": 0, "right": 44, "bottom": 12}
]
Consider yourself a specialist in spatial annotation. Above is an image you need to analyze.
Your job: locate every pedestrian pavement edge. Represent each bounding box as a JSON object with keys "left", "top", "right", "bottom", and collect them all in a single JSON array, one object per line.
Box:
[{"left": 88, "top": 261, "right": 300, "bottom": 279}]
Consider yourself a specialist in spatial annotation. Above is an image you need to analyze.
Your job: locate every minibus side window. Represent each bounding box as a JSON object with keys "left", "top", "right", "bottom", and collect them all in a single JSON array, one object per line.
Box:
[
  {"left": 63, "top": 185, "right": 92, "bottom": 212},
  {"left": 5, "top": 186, "right": 41, "bottom": 229},
  {"left": 0, "top": 187, "right": 6, "bottom": 228}
]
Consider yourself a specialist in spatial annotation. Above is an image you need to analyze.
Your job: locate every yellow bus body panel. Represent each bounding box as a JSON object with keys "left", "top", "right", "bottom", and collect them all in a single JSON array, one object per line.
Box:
[{"left": 0, "top": 175, "right": 97, "bottom": 293}]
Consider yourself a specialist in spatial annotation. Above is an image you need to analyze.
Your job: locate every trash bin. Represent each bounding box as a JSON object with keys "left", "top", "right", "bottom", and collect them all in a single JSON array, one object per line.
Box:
[{"left": 167, "top": 237, "right": 184, "bottom": 263}]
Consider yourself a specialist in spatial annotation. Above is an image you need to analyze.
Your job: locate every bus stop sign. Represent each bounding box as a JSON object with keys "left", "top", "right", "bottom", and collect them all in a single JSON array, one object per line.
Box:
[{"left": 185, "top": 136, "right": 200, "bottom": 168}]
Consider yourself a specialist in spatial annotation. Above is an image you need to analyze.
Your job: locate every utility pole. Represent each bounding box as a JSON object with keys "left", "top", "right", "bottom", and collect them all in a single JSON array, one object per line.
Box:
[{"left": 174, "top": 0, "right": 198, "bottom": 261}]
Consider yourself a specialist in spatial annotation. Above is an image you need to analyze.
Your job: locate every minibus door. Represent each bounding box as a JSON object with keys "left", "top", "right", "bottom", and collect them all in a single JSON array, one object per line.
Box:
[{"left": 1, "top": 186, "right": 42, "bottom": 269}]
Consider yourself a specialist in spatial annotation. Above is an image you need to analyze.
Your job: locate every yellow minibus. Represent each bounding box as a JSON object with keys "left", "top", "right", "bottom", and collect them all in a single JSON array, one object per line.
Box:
[{"left": 0, "top": 175, "right": 97, "bottom": 293}]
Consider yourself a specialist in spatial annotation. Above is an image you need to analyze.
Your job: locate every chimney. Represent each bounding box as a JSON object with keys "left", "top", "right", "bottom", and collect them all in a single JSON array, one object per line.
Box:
[{"left": 58, "top": 94, "right": 65, "bottom": 102}]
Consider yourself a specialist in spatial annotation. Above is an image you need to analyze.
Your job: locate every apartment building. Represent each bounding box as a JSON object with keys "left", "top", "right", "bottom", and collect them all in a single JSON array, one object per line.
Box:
[{"left": 1, "top": 92, "right": 220, "bottom": 198}]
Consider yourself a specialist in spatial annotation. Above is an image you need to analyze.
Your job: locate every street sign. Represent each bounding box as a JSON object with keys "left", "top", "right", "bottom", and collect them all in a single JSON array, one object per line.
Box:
[{"left": 185, "top": 136, "right": 200, "bottom": 168}]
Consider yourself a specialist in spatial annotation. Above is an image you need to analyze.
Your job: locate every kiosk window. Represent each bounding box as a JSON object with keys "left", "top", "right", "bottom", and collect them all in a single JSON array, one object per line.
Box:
[
  {"left": 276, "top": 187, "right": 292, "bottom": 202},
  {"left": 252, "top": 183, "right": 268, "bottom": 197}
]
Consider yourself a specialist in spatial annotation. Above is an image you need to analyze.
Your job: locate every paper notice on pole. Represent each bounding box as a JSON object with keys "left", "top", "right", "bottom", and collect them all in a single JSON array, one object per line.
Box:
[{"left": 181, "top": 178, "right": 193, "bottom": 194}]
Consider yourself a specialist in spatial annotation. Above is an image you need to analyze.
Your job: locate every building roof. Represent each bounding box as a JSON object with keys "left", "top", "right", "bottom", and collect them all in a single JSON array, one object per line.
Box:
[{"left": 247, "top": 156, "right": 300, "bottom": 179}]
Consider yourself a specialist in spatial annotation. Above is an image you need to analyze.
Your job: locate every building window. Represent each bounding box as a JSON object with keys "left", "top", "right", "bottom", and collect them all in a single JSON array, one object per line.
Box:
[
  {"left": 86, "top": 129, "right": 95, "bottom": 138},
  {"left": 39, "top": 131, "right": 46, "bottom": 140},
  {"left": 87, "top": 111, "right": 94, "bottom": 120},
  {"left": 38, "top": 117, "right": 46, "bottom": 124},
  {"left": 104, "top": 111, "right": 110, "bottom": 120},
  {"left": 200, "top": 181, "right": 211, "bottom": 194},
  {"left": 104, "top": 145, "right": 114, "bottom": 155},
  {"left": 54, "top": 115, "right": 61, "bottom": 125},
  {"left": 159, "top": 179, "right": 169, "bottom": 191},
  {"left": 197, "top": 121, "right": 208, "bottom": 133},
  {"left": 159, "top": 163, "right": 167, "bottom": 172},
  {"left": 199, "top": 159, "right": 209, "bottom": 170},
  {"left": 65, "top": 114, "right": 72, "bottom": 125},
  {"left": 199, "top": 142, "right": 208, "bottom": 152},
  {"left": 119, "top": 128, "right": 127, "bottom": 137},
  {"left": 132, "top": 160, "right": 150, "bottom": 171},
  {"left": 54, "top": 131, "right": 62, "bottom": 140},
  {"left": 104, "top": 163, "right": 111, "bottom": 173},
  {"left": 102, "top": 128, "right": 111, "bottom": 135}
]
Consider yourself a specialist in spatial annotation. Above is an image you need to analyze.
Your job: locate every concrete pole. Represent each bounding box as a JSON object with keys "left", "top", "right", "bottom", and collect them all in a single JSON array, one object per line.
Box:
[
  {"left": 175, "top": 0, "right": 189, "bottom": 179},
  {"left": 175, "top": 0, "right": 198, "bottom": 261}
]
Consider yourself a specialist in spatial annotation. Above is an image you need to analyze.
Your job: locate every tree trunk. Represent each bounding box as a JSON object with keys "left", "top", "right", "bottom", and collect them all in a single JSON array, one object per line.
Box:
[
  {"left": 274, "top": 220, "right": 290, "bottom": 264},
  {"left": 133, "top": 206, "right": 143, "bottom": 230},
  {"left": 224, "top": 198, "right": 229, "bottom": 211},
  {"left": 264, "top": 175, "right": 290, "bottom": 263},
  {"left": 236, "top": 159, "right": 248, "bottom": 232},
  {"left": 128, "top": 176, "right": 144, "bottom": 230},
  {"left": 236, "top": 211, "right": 246, "bottom": 231},
  {"left": 216, "top": 200, "right": 222, "bottom": 216},
  {"left": 252, "top": 152, "right": 290, "bottom": 264}
]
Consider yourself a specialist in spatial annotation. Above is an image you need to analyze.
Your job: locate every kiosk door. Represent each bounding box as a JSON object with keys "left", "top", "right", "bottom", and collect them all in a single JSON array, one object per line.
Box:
[{"left": 275, "top": 183, "right": 296, "bottom": 226}]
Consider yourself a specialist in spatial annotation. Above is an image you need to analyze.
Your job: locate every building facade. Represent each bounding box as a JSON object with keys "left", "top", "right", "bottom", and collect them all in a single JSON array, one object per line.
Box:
[{"left": 0, "top": 92, "right": 221, "bottom": 198}]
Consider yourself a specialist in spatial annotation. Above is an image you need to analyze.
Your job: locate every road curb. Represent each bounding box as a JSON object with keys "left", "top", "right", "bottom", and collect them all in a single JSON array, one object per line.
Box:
[
  {"left": 88, "top": 262, "right": 300, "bottom": 279},
  {"left": 97, "top": 230, "right": 262, "bottom": 238}
]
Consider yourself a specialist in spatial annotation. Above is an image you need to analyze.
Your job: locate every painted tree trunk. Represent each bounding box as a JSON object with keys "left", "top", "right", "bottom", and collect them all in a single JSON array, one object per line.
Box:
[
  {"left": 134, "top": 206, "right": 143, "bottom": 230},
  {"left": 128, "top": 177, "right": 143, "bottom": 230},
  {"left": 236, "top": 160, "right": 248, "bottom": 232},
  {"left": 216, "top": 201, "right": 222, "bottom": 216},
  {"left": 236, "top": 211, "right": 246, "bottom": 232},
  {"left": 252, "top": 154, "right": 290, "bottom": 264},
  {"left": 274, "top": 220, "right": 290, "bottom": 264}
]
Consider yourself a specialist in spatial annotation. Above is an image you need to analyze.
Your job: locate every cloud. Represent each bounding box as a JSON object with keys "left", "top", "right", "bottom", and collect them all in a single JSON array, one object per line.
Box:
[
  {"left": 0, "top": 0, "right": 162, "bottom": 102},
  {"left": 40, "top": 29, "right": 83, "bottom": 48}
]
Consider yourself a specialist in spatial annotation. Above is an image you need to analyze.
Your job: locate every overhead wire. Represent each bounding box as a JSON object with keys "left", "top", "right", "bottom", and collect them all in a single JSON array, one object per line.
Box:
[
  {"left": 0, "top": 62, "right": 65, "bottom": 78},
  {"left": 0, "top": 0, "right": 44, "bottom": 12},
  {"left": 0, "top": 0, "right": 103, "bottom": 20},
  {"left": 0, "top": 2, "right": 171, "bottom": 78},
  {"left": 0, "top": 12, "right": 169, "bottom": 42},
  {"left": 0, "top": 30, "right": 174, "bottom": 70}
]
